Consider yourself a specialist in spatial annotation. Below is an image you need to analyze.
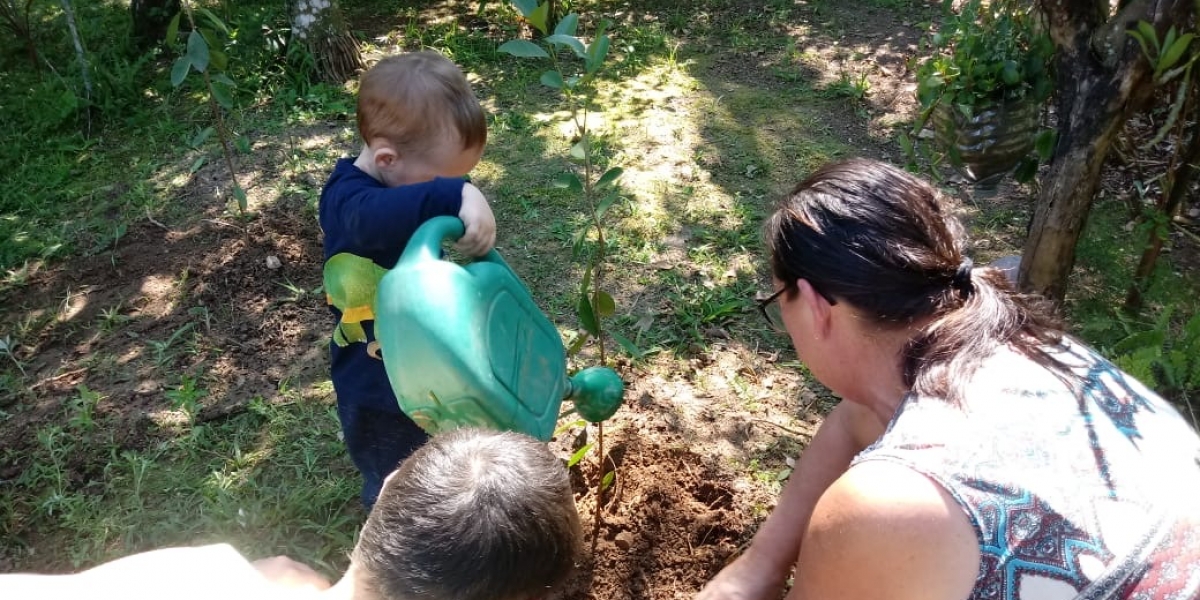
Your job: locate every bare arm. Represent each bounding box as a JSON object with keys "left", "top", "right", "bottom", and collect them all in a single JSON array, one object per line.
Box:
[{"left": 696, "top": 401, "right": 886, "bottom": 600}]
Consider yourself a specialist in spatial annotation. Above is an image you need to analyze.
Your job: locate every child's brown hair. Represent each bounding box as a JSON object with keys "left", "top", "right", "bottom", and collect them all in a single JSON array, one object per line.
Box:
[{"left": 357, "top": 51, "right": 487, "bottom": 154}]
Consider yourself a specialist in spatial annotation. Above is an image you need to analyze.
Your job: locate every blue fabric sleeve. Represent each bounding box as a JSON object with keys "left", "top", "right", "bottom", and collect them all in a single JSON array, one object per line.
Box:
[{"left": 320, "top": 165, "right": 465, "bottom": 265}]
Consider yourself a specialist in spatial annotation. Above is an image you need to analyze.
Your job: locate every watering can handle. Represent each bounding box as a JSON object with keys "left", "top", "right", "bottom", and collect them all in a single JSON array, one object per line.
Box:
[{"left": 398, "top": 216, "right": 506, "bottom": 268}]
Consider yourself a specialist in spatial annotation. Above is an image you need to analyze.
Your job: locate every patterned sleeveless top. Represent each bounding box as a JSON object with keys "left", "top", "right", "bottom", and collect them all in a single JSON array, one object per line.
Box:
[{"left": 852, "top": 341, "right": 1200, "bottom": 600}]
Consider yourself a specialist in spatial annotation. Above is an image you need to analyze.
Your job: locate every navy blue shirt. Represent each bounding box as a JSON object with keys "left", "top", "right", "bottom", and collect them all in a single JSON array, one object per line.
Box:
[{"left": 318, "top": 157, "right": 465, "bottom": 411}]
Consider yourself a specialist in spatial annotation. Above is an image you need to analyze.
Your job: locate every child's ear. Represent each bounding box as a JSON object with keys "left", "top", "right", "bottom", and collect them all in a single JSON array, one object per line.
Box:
[{"left": 372, "top": 144, "right": 398, "bottom": 168}]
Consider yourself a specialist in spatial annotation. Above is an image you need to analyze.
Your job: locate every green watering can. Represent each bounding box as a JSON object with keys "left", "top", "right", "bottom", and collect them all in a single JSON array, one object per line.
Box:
[{"left": 374, "top": 216, "right": 624, "bottom": 441}]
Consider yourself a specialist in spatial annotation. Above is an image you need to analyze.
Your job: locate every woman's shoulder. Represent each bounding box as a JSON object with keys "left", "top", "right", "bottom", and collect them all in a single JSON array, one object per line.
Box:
[{"left": 795, "top": 462, "right": 979, "bottom": 600}]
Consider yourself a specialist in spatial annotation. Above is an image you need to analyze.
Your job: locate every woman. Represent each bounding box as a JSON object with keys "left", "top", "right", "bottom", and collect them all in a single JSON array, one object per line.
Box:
[{"left": 698, "top": 159, "right": 1200, "bottom": 600}]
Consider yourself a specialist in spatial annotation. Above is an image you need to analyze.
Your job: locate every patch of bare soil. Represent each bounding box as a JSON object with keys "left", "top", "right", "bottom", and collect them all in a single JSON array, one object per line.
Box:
[{"left": 0, "top": 188, "right": 328, "bottom": 469}]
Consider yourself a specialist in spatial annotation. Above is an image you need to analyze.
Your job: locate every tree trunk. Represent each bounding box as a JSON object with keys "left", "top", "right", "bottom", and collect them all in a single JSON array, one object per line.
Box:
[
  {"left": 1, "top": 0, "right": 39, "bottom": 68},
  {"left": 291, "top": 0, "right": 362, "bottom": 83},
  {"left": 130, "top": 0, "right": 181, "bottom": 51},
  {"left": 1019, "top": 0, "right": 1191, "bottom": 304},
  {"left": 1018, "top": 61, "right": 1133, "bottom": 303}
]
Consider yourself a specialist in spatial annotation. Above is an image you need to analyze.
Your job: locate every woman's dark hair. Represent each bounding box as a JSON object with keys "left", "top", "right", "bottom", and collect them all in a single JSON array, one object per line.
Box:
[
  {"left": 765, "top": 158, "right": 1067, "bottom": 403},
  {"left": 354, "top": 427, "right": 581, "bottom": 600}
]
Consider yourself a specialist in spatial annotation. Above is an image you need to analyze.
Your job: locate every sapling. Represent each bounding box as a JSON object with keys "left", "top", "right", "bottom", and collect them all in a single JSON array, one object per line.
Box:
[
  {"left": 165, "top": 1, "right": 248, "bottom": 214},
  {"left": 500, "top": 1, "right": 632, "bottom": 540}
]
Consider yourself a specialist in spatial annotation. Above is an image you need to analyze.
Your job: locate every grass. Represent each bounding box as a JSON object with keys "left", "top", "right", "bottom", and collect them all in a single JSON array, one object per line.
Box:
[
  {"left": 3, "top": 395, "right": 359, "bottom": 573},
  {"left": 1, "top": 0, "right": 1199, "bottom": 581}
]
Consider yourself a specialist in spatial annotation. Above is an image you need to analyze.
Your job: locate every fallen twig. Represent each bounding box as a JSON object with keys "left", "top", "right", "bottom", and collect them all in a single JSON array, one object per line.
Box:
[
  {"left": 1174, "top": 222, "right": 1200, "bottom": 245},
  {"left": 203, "top": 218, "right": 246, "bottom": 232},
  {"left": 751, "top": 418, "right": 813, "bottom": 438},
  {"left": 145, "top": 207, "right": 169, "bottom": 230},
  {"left": 29, "top": 367, "right": 87, "bottom": 390}
]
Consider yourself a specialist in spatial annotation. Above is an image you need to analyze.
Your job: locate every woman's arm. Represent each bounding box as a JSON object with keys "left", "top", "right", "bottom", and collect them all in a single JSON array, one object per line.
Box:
[{"left": 695, "top": 401, "right": 887, "bottom": 600}]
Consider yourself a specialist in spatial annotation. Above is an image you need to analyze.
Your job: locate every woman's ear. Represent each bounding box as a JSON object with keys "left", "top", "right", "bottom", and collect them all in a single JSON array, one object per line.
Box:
[{"left": 797, "top": 279, "right": 833, "bottom": 338}]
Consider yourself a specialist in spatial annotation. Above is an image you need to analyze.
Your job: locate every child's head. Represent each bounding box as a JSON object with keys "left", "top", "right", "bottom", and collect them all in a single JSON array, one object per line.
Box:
[
  {"left": 356, "top": 52, "right": 488, "bottom": 186},
  {"left": 352, "top": 428, "right": 581, "bottom": 600}
]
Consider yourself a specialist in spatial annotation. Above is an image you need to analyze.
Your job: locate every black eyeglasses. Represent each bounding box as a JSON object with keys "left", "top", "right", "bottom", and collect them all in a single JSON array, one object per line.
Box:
[
  {"left": 754, "top": 282, "right": 837, "bottom": 333},
  {"left": 754, "top": 286, "right": 791, "bottom": 333}
]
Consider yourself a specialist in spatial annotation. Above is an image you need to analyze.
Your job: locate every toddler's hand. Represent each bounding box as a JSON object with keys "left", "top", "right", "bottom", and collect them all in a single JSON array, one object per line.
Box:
[{"left": 456, "top": 183, "right": 497, "bottom": 257}]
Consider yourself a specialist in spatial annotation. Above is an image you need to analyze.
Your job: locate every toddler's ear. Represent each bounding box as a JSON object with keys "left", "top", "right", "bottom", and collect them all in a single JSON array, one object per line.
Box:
[{"left": 372, "top": 144, "right": 398, "bottom": 168}]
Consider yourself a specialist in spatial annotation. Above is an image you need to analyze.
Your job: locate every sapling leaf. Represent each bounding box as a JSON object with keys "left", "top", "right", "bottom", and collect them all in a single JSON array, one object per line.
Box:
[
  {"left": 1158, "top": 33, "right": 1194, "bottom": 75},
  {"left": 580, "top": 262, "right": 592, "bottom": 293},
  {"left": 567, "top": 442, "right": 594, "bottom": 467},
  {"left": 233, "top": 185, "right": 248, "bottom": 212},
  {"left": 499, "top": 40, "right": 549, "bottom": 58},
  {"left": 553, "top": 172, "right": 583, "bottom": 193},
  {"left": 570, "top": 139, "right": 587, "bottom": 160},
  {"left": 209, "top": 48, "right": 229, "bottom": 73},
  {"left": 567, "top": 331, "right": 589, "bottom": 356},
  {"left": 554, "top": 13, "right": 579, "bottom": 36},
  {"left": 594, "top": 290, "right": 615, "bottom": 317},
  {"left": 511, "top": 0, "right": 538, "bottom": 17},
  {"left": 187, "top": 31, "right": 210, "bottom": 72},
  {"left": 1137, "top": 21, "right": 1160, "bottom": 56},
  {"left": 541, "top": 70, "right": 564, "bottom": 89},
  {"left": 571, "top": 227, "right": 588, "bottom": 259},
  {"left": 578, "top": 292, "right": 599, "bottom": 336},
  {"left": 214, "top": 73, "right": 237, "bottom": 87},
  {"left": 189, "top": 156, "right": 207, "bottom": 174},
  {"left": 596, "top": 189, "right": 620, "bottom": 219},
  {"left": 170, "top": 56, "right": 192, "bottom": 87},
  {"left": 601, "top": 471, "right": 615, "bottom": 490},
  {"left": 553, "top": 417, "right": 587, "bottom": 437},
  {"left": 586, "top": 32, "right": 611, "bottom": 74},
  {"left": 596, "top": 167, "right": 623, "bottom": 188},
  {"left": 196, "top": 7, "right": 230, "bottom": 35},
  {"left": 165, "top": 11, "right": 182, "bottom": 46},
  {"left": 528, "top": 1, "right": 549, "bottom": 34},
  {"left": 610, "top": 330, "right": 644, "bottom": 360},
  {"left": 1162, "top": 26, "right": 1178, "bottom": 61},
  {"left": 546, "top": 34, "right": 586, "bottom": 59},
  {"left": 1128, "top": 29, "right": 1153, "bottom": 62},
  {"left": 191, "top": 126, "right": 215, "bottom": 148},
  {"left": 212, "top": 80, "right": 234, "bottom": 109}
]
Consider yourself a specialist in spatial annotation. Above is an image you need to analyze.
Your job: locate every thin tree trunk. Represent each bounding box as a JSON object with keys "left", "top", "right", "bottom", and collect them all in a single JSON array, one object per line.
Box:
[
  {"left": 1018, "top": 0, "right": 1185, "bottom": 304},
  {"left": 1125, "top": 103, "right": 1200, "bottom": 311},
  {"left": 1018, "top": 72, "right": 1131, "bottom": 303},
  {"left": 59, "top": 0, "right": 93, "bottom": 135}
]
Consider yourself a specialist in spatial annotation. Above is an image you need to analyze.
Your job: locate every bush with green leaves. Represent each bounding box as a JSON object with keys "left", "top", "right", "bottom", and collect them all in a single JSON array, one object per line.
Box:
[
  {"left": 904, "top": 0, "right": 1056, "bottom": 183},
  {"left": 1108, "top": 307, "right": 1200, "bottom": 410},
  {"left": 915, "top": 0, "right": 1054, "bottom": 115}
]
